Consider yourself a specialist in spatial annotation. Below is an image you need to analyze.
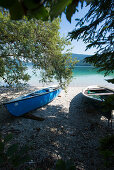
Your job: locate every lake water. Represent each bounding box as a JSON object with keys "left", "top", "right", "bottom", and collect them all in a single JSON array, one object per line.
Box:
[
  {"left": 27, "top": 66, "right": 114, "bottom": 88},
  {"left": 0, "top": 66, "right": 113, "bottom": 88}
]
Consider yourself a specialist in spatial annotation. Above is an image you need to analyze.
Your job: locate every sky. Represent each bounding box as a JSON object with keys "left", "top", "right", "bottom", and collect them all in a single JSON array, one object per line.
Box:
[{"left": 59, "top": 3, "right": 97, "bottom": 55}]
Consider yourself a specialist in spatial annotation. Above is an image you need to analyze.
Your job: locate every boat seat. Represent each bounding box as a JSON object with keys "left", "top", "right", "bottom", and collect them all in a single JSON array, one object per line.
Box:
[
  {"left": 29, "top": 88, "right": 53, "bottom": 97},
  {"left": 45, "top": 89, "right": 49, "bottom": 92},
  {"left": 30, "top": 93, "right": 40, "bottom": 96}
]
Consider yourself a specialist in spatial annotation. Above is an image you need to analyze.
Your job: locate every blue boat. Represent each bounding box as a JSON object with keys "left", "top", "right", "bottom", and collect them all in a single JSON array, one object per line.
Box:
[{"left": 4, "top": 86, "right": 61, "bottom": 116}]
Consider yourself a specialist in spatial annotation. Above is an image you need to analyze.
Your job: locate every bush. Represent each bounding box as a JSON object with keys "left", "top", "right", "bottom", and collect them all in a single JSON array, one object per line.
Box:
[
  {"left": 99, "top": 135, "right": 114, "bottom": 168},
  {"left": 55, "top": 159, "right": 75, "bottom": 170},
  {"left": 0, "top": 133, "right": 30, "bottom": 168}
]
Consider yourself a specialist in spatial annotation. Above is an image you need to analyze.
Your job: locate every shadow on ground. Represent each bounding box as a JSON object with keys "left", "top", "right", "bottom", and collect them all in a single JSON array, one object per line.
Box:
[{"left": 0, "top": 92, "right": 113, "bottom": 170}]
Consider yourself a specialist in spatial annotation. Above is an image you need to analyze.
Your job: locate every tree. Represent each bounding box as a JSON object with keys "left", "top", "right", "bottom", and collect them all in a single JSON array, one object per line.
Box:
[
  {"left": 1, "top": 0, "right": 113, "bottom": 84},
  {"left": 0, "top": 12, "right": 77, "bottom": 87},
  {"left": 69, "top": 0, "right": 114, "bottom": 83},
  {"left": 0, "top": 0, "right": 89, "bottom": 21}
]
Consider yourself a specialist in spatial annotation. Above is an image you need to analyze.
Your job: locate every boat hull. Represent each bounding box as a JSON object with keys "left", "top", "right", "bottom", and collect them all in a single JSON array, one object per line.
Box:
[
  {"left": 82, "top": 85, "right": 114, "bottom": 102},
  {"left": 5, "top": 87, "right": 61, "bottom": 116}
]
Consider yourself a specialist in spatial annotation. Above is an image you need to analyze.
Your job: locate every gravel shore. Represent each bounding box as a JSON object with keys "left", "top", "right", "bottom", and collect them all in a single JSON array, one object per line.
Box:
[{"left": 0, "top": 86, "right": 113, "bottom": 169}]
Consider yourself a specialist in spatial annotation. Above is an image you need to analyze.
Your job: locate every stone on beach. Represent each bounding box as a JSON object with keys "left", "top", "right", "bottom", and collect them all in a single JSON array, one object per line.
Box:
[{"left": 0, "top": 86, "right": 113, "bottom": 169}]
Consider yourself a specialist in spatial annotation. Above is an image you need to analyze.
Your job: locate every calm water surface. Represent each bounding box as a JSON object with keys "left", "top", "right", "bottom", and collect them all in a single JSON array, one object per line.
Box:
[
  {"left": 27, "top": 66, "right": 114, "bottom": 88},
  {"left": 0, "top": 66, "right": 113, "bottom": 88}
]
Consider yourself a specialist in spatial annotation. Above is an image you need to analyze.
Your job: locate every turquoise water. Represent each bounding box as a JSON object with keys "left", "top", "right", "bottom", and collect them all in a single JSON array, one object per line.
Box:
[
  {"left": 0, "top": 66, "right": 114, "bottom": 88},
  {"left": 71, "top": 66, "right": 114, "bottom": 87},
  {"left": 27, "top": 66, "right": 114, "bottom": 88}
]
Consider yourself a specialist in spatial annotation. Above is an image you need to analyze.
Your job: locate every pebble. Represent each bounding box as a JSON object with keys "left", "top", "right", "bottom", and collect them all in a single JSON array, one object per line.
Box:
[{"left": 0, "top": 86, "right": 113, "bottom": 170}]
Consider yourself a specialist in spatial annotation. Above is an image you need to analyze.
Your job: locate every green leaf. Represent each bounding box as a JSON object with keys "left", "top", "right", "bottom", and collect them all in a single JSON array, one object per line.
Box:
[
  {"left": 55, "top": 159, "right": 76, "bottom": 170},
  {"left": 0, "top": 155, "right": 5, "bottom": 165},
  {"left": 65, "top": 160, "right": 76, "bottom": 170},
  {"left": 23, "top": 0, "right": 40, "bottom": 10},
  {"left": 50, "top": 0, "right": 72, "bottom": 20},
  {"left": 30, "top": 5, "right": 49, "bottom": 20},
  {"left": 106, "top": 78, "right": 114, "bottom": 84},
  {"left": 66, "top": 0, "right": 79, "bottom": 23},
  {"left": 7, "top": 144, "right": 18, "bottom": 156},
  {"left": 4, "top": 133, "right": 13, "bottom": 143},
  {"left": 102, "top": 25, "right": 109, "bottom": 30},
  {"left": 0, "top": 142, "right": 4, "bottom": 153},
  {"left": 11, "top": 154, "right": 30, "bottom": 167},
  {"left": 0, "top": 12, "right": 4, "bottom": 18},
  {"left": 0, "top": 0, "right": 15, "bottom": 8},
  {"left": 9, "top": 0, "right": 24, "bottom": 20},
  {"left": 55, "top": 159, "right": 66, "bottom": 170},
  {"left": 19, "top": 145, "right": 30, "bottom": 155}
]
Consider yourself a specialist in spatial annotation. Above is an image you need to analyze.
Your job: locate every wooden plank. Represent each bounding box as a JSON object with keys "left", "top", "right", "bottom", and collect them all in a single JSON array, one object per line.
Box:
[
  {"left": 87, "top": 93, "right": 114, "bottom": 96},
  {"left": 87, "top": 88, "right": 106, "bottom": 90}
]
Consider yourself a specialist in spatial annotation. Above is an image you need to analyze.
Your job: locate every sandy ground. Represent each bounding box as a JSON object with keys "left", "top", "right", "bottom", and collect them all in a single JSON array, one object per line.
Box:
[{"left": 0, "top": 86, "right": 113, "bottom": 170}]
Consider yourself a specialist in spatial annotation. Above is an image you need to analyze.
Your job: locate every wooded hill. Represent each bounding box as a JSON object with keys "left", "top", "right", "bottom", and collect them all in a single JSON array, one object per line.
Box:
[{"left": 72, "top": 53, "right": 92, "bottom": 66}]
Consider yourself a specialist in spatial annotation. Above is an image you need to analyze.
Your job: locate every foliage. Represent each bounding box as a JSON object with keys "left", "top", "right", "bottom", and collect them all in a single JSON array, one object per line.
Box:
[
  {"left": 99, "top": 95, "right": 114, "bottom": 122},
  {"left": 99, "top": 135, "right": 114, "bottom": 168},
  {"left": 55, "top": 159, "right": 76, "bottom": 170},
  {"left": 0, "top": 133, "right": 30, "bottom": 168},
  {"left": 0, "top": 0, "right": 90, "bottom": 21},
  {"left": 1, "top": 0, "right": 113, "bottom": 85},
  {"left": 101, "top": 95, "right": 114, "bottom": 112},
  {"left": 0, "top": 12, "right": 77, "bottom": 87},
  {"left": 69, "top": 0, "right": 114, "bottom": 83},
  {"left": 107, "top": 79, "right": 114, "bottom": 84}
]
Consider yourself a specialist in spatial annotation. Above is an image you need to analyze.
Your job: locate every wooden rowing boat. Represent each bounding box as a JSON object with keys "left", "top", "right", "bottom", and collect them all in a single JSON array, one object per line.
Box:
[
  {"left": 4, "top": 86, "right": 61, "bottom": 116},
  {"left": 82, "top": 85, "right": 114, "bottom": 102}
]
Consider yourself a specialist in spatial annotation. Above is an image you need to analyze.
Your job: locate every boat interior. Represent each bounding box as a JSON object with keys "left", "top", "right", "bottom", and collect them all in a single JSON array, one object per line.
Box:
[{"left": 85, "top": 88, "right": 114, "bottom": 96}]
